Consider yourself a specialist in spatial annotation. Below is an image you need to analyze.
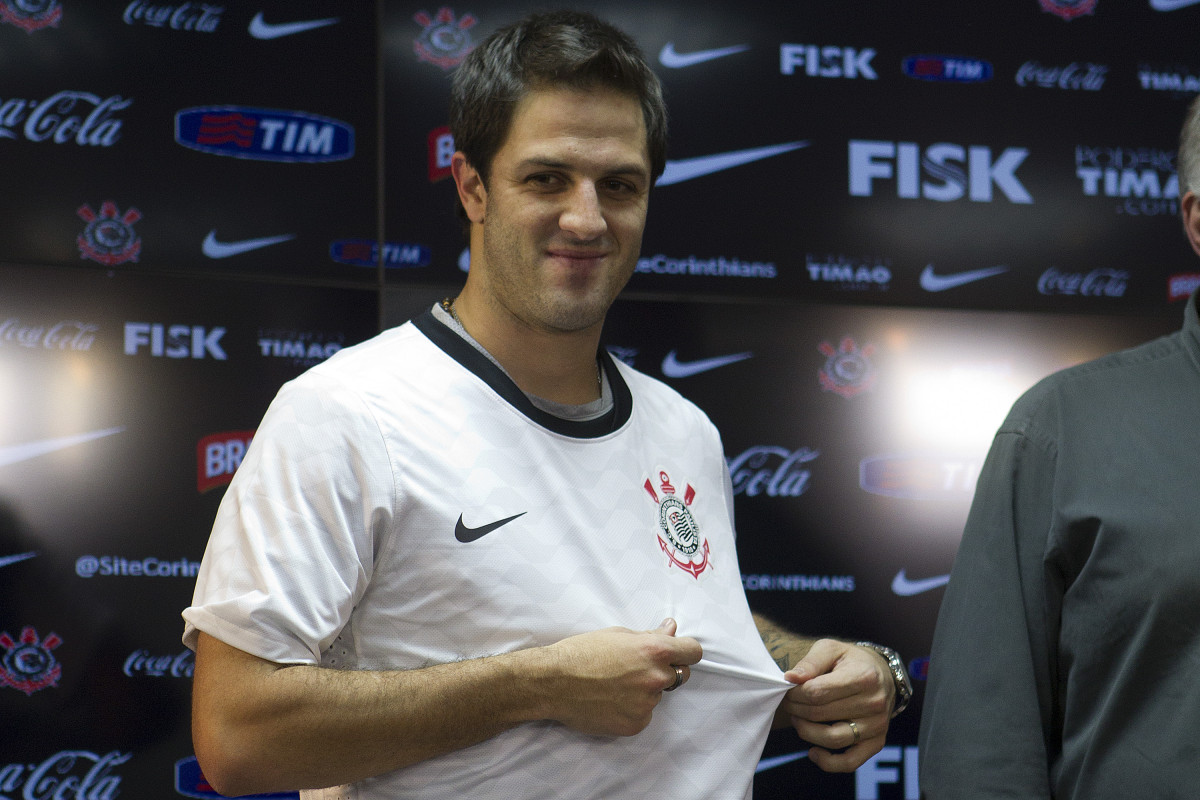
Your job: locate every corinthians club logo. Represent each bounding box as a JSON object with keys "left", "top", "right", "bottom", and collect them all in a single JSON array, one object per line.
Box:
[
  {"left": 0, "top": 626, "right": 62, "bottom": 695},
  {"left": 0, "top": 0, "right": 62, "bottom": 33},
  {"left": 77, "top": 201, "right": 142, "bottom": 266},
  {"left": 644, "top": 469, "right": 711, "bottom": 579},
  {"left": 818, "top": 337, "right": 877, "bottom": 398},
  {"left": 413, "top": 7, "right": 477, "bottom": 70}
]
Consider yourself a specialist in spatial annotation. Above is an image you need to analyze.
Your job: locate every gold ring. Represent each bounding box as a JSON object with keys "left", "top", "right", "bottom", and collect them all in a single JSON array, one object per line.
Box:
[
  {"left": 664, "top": 666, "right": 684, "bottom": 692},
  {"left": 847, "top": 719, "right": 860, "bottom": 745}
]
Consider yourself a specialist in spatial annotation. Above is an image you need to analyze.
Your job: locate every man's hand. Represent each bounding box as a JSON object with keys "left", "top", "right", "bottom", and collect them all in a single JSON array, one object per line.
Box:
[
  {"left": 781, "top": 639, "right": 894, "bottom": 772},
  {"left": 541, "top": 618, "right": 703, "bottom": 736}
]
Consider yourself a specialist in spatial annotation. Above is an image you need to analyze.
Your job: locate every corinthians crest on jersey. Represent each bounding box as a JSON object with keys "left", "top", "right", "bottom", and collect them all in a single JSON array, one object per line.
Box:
[{"left": 643, "top": 468, "right": 711, "bottom": 579}]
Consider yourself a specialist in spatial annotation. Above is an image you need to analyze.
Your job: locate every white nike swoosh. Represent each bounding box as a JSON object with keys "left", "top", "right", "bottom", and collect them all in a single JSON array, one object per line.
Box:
[
  {"left": 248, "top": 12, "right": 339, "bottom": 40},
  {"left": 0, "top": 428, "right": 124, "bottom": 468},
  {"left": 661, "top": 350, "right": 753, "bottom": 378},
  {"left": 755, "top": 751, "right": 809, "bottom": 773},
  {"left": 1150, "top": 0, "right": 1200, "bottom": 10},
  {"left": 892, "top": 569, "right": 950, "bottom": 596},
  {"left": 659, "top": 42, "right": 750, "bottom": 68},
  {"left": 0, "top": 552, "right": 37, "bottom": 569},
  {"left": 657, "top": 142, "right": 809, "bottom": 187},
  {"left": 919, "top": 264, "right": 1008, "bottom": 292},
  {"left": 202, "top": 230, "right": 295, "bottom": 259}
]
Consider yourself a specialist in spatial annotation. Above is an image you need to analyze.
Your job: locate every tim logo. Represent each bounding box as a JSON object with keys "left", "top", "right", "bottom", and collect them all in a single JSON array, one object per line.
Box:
[
  {"left": 197, "top": 431, "right": 254, "bottom": 492},
  {"left": 175, "top": 756, "right": 298, "bottom": 800},
  {"left": 818, "top": 337, "right": 877, "bottom": 398},
  {"left": 414, "top": 7, "right": 477, "bottom": 69},
  {"left": 77, "top": 201, "right": 142, "bottom": 266},
  {"left": 175, "top": 107, "right": 354, "bottom": 163},
  {"left": 644, "top": 469, "right": 711, "bottom": 579},
  {"left": 0, "top": 627, "right": 62, "bottom": 695},
  {"left": 902, "top": 55, "right": 992, "bottom": 83},
  {"left": 0, "top": 0, "right": 61, "bottom": 32},
  {"left": 1040, "top": 0, "right": 1097, "bottom": 20}
]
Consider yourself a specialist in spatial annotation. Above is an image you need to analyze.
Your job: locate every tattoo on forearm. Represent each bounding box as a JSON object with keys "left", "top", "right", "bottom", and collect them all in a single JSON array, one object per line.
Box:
[{"left": 759, "top": 630, "right": 799, "bottom": 672}]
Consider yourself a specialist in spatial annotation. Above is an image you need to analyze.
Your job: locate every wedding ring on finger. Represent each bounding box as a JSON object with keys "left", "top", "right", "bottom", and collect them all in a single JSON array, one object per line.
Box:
[
  {"left": 665, "top": 666, "right": 684, "bottom": 692},
  {"left": 846, "top": 719, "right": 861, "bottom": 746}
]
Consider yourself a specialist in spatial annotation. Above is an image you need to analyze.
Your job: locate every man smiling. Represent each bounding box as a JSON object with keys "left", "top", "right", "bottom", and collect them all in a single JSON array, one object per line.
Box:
[{"left": 184, "top": 11, "right": 905, "bottom": 799}]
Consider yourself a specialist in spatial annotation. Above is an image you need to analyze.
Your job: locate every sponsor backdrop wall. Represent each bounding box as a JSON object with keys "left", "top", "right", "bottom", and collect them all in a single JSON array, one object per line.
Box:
[{"left": 0, "top": 1, "right": 1194, "bottom": 798}]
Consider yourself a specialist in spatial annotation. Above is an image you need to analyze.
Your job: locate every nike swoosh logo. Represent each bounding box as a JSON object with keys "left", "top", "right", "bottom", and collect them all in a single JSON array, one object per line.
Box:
[
  {"left": 756, "top": 751, "right": 809, "bottom": 773},
  {"left": 455, "top": 512, "right": 527, "bottom": 543},
  {"left": 202, "top": 230, "right": 295, "bottom": 259},
  {"left": 0, "top": 428, "right": 124, "bottom": 468},
  {"left": 1150, "top": 0, "right": 1200, "bottom": 10},
  {"left": 659, "top": 42, "right": 750, "bottom": 68},
  {"left": 919, "top": 264, "right": 1008, "bottom": 292},
  {"left": 891, "top": 569, "right": 950, "bottom": 596},
  {"left": 658, "top": 141, "right": 810, "bottom": 187},
  {"left": 248, "top": 12, "right": 340, "bottom": 40},
  {"left": 0, "top": 552, "right": 37, "bottom": 569},
  {"left": 661, "top": 350, "right": 753, "bottom": 378}
]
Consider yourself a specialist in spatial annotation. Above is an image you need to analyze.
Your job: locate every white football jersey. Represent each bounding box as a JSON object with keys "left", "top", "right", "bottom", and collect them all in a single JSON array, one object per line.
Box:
[{"left": 183, "top": 308, "right": 792, "bottom": 799}]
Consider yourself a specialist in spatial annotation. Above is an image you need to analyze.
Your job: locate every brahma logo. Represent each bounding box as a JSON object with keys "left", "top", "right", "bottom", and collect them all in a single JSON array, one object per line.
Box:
[
  {"left": 197, "top": 430, "right": 253, "bottom": 492},
  {"left": 1169, "top": 273, "right": 1200, "bottom": 301},
  {"left": 175, "top": 107, "right": 354, "bottom": 163},
  {"left": 643, "top": 469, "right": 711, "bottom": 579},
  {"left": 77, "top": 201, "right": 142, "bottom": 266},
  {"left": 0, "top": 0, "right": 61, "bottom": 32},
  {"left": 0, "top": 627, "right": 61, "bottom": 695},
  {"left": 413, "top": 7, "right": 476, "bottom": 69},
  {"left": 428, "top": 125, "right": 453, "bottom": 181}
]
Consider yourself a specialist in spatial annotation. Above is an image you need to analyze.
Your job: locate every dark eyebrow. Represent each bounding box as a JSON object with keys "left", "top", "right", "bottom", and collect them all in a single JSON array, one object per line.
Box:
[{"left": 519, "top": 157, "right": 649, "bottom": 180}]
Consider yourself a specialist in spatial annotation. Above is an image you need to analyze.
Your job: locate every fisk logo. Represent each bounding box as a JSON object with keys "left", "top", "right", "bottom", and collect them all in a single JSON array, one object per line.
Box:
[
  {"left": 781, "top": 44, "right": 877, "bottom": 79},
  {"left": 175, "top": 107, "right": 354, "bottom": 163},
  {"left": 124, "top": 323, "right": 226, "bottom": 360},
  {"left": 850, "top": 140, "right": 1033, "bottom": 203},
  {"left": 197, "top": 431, "right": 253, "bottom": 492}
]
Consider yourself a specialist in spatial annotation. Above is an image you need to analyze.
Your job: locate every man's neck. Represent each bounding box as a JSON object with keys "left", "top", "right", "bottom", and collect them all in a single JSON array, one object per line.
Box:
[{"left": 444, "top": 294, "right": 604, "bottom": 405}]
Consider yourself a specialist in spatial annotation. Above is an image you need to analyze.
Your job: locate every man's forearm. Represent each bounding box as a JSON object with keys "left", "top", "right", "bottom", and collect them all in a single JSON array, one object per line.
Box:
[
  {"left": 753, "top": 612, "right": 818, "bottom": 671},
  {"left": 192, "top": 622, "right": 701, "bottom": 796},
  {"left": 192, "top": 632, "right": 559, "bottom": 796}
]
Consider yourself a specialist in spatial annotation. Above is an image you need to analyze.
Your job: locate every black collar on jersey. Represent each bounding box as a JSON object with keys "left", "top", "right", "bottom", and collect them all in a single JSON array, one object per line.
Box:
[{"left": 412, "top": 308, "right": 633, "bottom": 438}]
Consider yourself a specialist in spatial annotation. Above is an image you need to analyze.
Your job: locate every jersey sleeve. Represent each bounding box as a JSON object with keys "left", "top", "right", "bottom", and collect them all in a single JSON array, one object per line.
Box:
[
  {"left": 182, "top": 371, "right": 396, "bottom": 665},
  {"left": 918, "top": 413, "right": 1061, "bottom": 798}
]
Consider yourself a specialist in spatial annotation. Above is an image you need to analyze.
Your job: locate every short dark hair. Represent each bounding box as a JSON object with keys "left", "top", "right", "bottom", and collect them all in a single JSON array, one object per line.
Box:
[
  {"left": 1180, "top": 93, "right": 1200, "bottom": 198},
  {"left": 449, "top": 10, "right": 667, "bottom": 230}
]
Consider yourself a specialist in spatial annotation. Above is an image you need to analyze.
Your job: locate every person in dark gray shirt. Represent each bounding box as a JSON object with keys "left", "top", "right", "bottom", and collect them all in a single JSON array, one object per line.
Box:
[{"left": 919, "top": 93, "right": 1200, "bottom": 799}]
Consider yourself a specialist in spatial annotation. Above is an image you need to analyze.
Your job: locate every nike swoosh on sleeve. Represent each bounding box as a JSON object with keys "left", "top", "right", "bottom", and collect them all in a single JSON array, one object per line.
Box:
[
  {"left": 248, "top": 13, "right": 340, "bottom": 40},
  {"left": 202, "top": 230, "right": 296, "bottom": 259},
  {"left": 659, "top": 42, "right": 750, "bottom": 68},
  {"left": 657, "top": 142, "right": 809, "bottom": 186}
]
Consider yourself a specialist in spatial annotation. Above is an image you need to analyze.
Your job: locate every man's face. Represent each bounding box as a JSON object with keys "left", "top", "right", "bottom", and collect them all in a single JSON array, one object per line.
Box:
[{"left": 463, "top": 85, "right": 651, "bottom": 335}]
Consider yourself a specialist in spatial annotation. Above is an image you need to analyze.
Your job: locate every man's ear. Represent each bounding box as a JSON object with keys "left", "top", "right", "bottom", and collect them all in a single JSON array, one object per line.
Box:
[
  {"left": 1183, "top": 191, "right": 1200, "bottom": 259},
  {"left": 452, "top": 152, "right": 487, "bottom": 225}
]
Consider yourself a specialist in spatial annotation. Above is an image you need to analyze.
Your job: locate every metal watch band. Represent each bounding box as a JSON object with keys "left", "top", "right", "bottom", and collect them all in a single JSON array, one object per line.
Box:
[{"left": 856, "top": 641, "right": 913, "bottom": 718}]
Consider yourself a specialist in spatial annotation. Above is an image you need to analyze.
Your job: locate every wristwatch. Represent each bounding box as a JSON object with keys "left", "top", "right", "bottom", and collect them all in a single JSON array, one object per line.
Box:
[{"left": 856, "top": 641, "right": 912, "bottom": 718}]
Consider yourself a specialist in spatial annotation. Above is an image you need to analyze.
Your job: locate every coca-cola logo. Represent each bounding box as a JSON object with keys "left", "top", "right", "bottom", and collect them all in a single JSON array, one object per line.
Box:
[
  {"left": 0, "top": 318, "right": 97, "bottom": 351},
  {"left": 0, "top": 91, "right": 131, "bottom": 147},
  {"left": 123, "top": 2, "right": 223, "bottom": 31},
  {"left": 1015, "top": 61, "right": 1107, "bottom": 91},
  {"left": 123, "top": 648, "right": 194, "bottom": 678},
  {"left": 728, "top": 446, "right": 818, "bottom": 498},
  {"left": 1038, "top": 267, "right": 1129, "bottom": 298},
  {"left": 0, "top": 750, "right": 131, "bottom": 800}
]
